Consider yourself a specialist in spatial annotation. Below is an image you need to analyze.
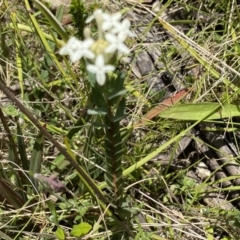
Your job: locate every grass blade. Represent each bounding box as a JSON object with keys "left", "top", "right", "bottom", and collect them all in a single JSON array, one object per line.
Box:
[
  {"left": 17, "top": 123, "right": 29, "bottom": 173},
  {"left": 0, "top": 179, "right": 25, "bottom": 209},
  {"left": 29, "top": 131, "right": 44, "bottom": 187}
]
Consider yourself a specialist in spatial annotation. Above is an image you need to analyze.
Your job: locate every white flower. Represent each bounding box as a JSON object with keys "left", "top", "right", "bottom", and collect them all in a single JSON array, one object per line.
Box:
[
  {"left": 105, "top": 33, "right": 130, "bottom": 54},
  {"left": 86, "top": 9, "right": 103, "bottom": 23},
  {"left": 101, "top": 12, "right": 122, "bottom": 31},
  {"left": 111, "top": 19, "right": 135, "bottom": 40},
  {"left": 87, "top": 55, "right": 115, "bottom": 86},
  {"left": 59, "top": 37, "right": 95, "bottom": 63}
]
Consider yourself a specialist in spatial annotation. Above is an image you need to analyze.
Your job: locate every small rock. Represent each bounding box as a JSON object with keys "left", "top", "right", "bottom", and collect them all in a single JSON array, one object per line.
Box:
[{"left": 196, "top": 162, "right": 211, "bottom": 180}]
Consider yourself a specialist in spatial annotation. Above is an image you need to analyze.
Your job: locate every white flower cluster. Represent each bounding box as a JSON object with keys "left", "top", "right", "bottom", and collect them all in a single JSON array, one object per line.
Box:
[{"left": 59, "top": 9, "right": 134, "bottom": 86}]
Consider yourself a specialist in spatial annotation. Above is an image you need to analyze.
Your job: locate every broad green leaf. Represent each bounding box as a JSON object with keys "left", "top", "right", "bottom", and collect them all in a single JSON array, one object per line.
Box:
[
  {"left": 55, "top": 227, "right": 65, "bottom": 240},
  {"left": 71, "top": 222, "right": 92, "bottom": 237},
  {"left": 159, "top": 103, "right": 240, "bottom": 120}
]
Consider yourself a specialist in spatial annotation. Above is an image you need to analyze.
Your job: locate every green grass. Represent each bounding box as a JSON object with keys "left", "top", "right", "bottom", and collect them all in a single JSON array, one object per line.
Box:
[{"left": 1, "top": 0, "right": 240, "bottom": 239}]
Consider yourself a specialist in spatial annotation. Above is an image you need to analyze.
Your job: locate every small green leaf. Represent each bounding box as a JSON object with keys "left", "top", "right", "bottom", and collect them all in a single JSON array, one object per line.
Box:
[
  {"left": 52, "top": 154, "right": 70, "bottom": 170},
  {"left": 66, "top": 104, "right": 90, "bottom": 140},
  {"left": 205, "top": 225, "right": 214, "bottom": 240},
  {"left": 55, "top": 227, "right": 65, "bottom": 240},
  {"left": 2, "top": 104, "right": 20, "bottom": 117},
  {"left": 64, "top": 136, "right": 77, "bottom": 162},
  {"left": 112, "top": 98, "right": 126, "bottom": 122},
  {"left": 46, "top": 200, "right": 58, "bottom": 224},
  {"left": 115, "top": 72, "right": 126, "bottom": 90},
  {"left": 71, "top": 222, "right": 92, "bottom": 237},
  {"left": 107, "top": 71, "right": 125, "bottom": 93},
  {"left": 91, "top": 87, "right": 107, "bottom": 108},
  {"left": 87, "top": 108, "right": 107, "bottom": 115},
  {"left": 87, "top": 69, "right": 97, "bottom": 87},
  {"left": 55, "top": 5, "right": 64, "bottom": 24},
  {"left": 159, "top": 103, "right": 240, "bottom": 120},
  {"left": 108, "top": 89, "right": 126, "bottom": 100}
]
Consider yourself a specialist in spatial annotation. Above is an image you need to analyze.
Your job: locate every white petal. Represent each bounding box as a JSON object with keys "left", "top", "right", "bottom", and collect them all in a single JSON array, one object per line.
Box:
[
  {"left": 102, "top": 13, "right": 111, "bottom": 21},
  {"left": 96, "top": 72, "right": 106, "bottom": 85},
  {"left": 102, "top": 12, "right": 121, "bottom": 22},
  {"left": 105, "top": 33, "right": 129, "bottom": 54},
  {"left": 59, "top": 36, "right": 95, "bottom": 62},
  {"left": 68, "top": 37, "right": 82, "bottom": 48},
  {"left": 117, "top": 43, "right": 130, "bottom": 54},
  {"left": 70, "top": 51, "right": 83, "bottom": 62},
  {"left": 122, "top": 19, "right": 130, "bottom": 28},
  {"left": 118, "top": 32, "right": 127, "bottom": 42},
  {"left": 83, "top": 38, "right": 94, "bottom": 48},
  {"left": 86, "top": 15, "right": 94, "bottom": 23},
  {"left": 86, "top": 9, "right": 103, "bottom": 23},
  {"left": 59, "top": 37, "right": 81, "bottom": 55},
  {"left": 59, "top": 45, "right": 69, "bottom": 55},
  {"left": 111, "top": 19, "right": 135, "bottom": 40},
  {"left": 118, "top": 29, "right": 135, "bottom": 40},
  {"left": 102, "top": 22, "right": 112, "bottom": 31},
  {"left": 105, "top": 33, "right": 118, "bottom": 53},
  {"left": 105, "top": 45, "right": 117, "bottom": 53},
  {"left": 83, "top": 50, "right": 95, "bottom": 59},
  {"left": 105, "top": 33, "right": 117, "bottom": 43},
  {"left": 95, "top": 55, "right": 105, "bottom": 68},
  {"left": 127, "top": 30, "right": 136, "bottom": 37},
  {"left": 103, "top": 65, "right": 115, "bottom": 72},
  {"left": 86, "top": 54, "right": 115, "bottom": 86},
  {"left": 87, "top": 64, "right": 98, "bottom": 73},
  {"left": 112, "top": 12, "right": 122, "bottom": 21},
  {"left": 101, "top": 12, "right": 122, "bottom": 31}
]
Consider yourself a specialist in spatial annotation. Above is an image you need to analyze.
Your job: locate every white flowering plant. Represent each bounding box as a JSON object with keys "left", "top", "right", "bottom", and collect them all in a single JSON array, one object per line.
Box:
[
  {"left": 60, "top": 9, "right": 134, "bottom": 86},
  {"left": 59, "top": 9, "right": 134, "bottom": 205}
]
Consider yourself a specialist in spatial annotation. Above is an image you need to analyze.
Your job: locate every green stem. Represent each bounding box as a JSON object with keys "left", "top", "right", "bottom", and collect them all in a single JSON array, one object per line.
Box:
[{"left": 105, "top": 104, "right": 124, "bottom": 205}]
